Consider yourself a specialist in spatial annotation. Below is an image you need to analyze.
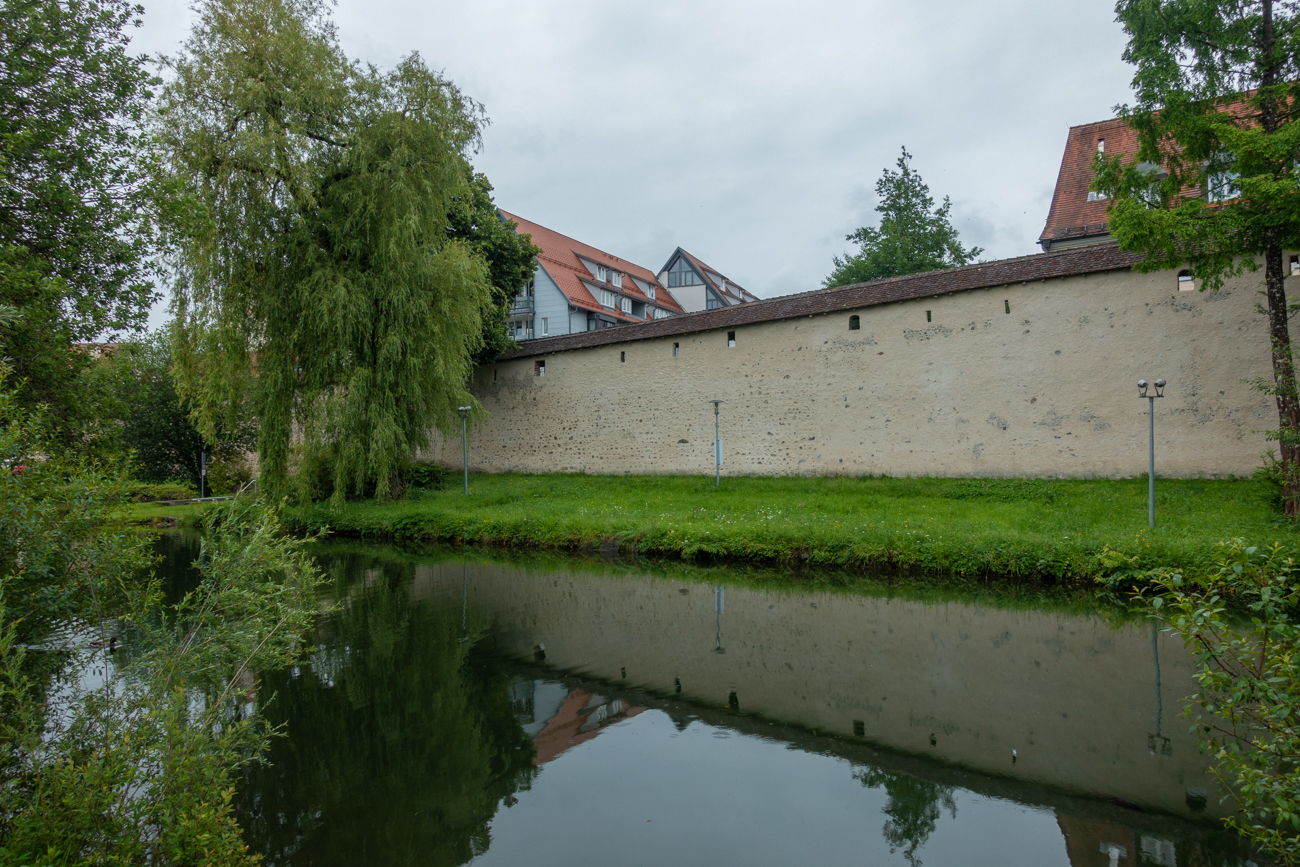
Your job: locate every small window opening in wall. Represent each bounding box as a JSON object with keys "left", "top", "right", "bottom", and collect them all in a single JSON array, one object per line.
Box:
[
  {"left": 1004, "top": 300, "right": 1010, "bottom": 314},
  {"left": 1291, "top": 255, "right": 1299, "bottom": 276},
  {"left": 1178, "top": 269, "right": 1194, "bottom": 290},
  {"left": 1097, "top": 138, "right": 1105, "bottom": 153},
  {"left": 673, "top": 342, "right": 679, "bottom": 357},
  {"left": 620, "top": 351, "right": 625, "bottom": 362},
  {"left": 849, "top": 315, "right": 860, "bottom": 331},
  {"left": 926, "top": 310, "right": 932, "bottom": 323},
  {"left": 493, "top": 369, "right": 497, "bottom": 382},
  {"left": 534, "top": 360, "right": 545, "bottom": 377},
  {"left": 727, "top": 331, "right": 736, "bottom": 348}
]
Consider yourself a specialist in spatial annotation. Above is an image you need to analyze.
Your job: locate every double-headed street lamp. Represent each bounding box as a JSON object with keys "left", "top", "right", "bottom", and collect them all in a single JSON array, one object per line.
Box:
[
  {"left": 457, "top": 406, "right": 472, "bottom": 495},
  {"left": 1137, "top": 378, "right": 1166, "bottom": 527}
]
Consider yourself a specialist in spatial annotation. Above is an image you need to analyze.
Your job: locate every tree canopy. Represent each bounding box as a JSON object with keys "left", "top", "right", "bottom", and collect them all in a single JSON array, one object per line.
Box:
[
  {"left": 0, "top": 0, "right": 158, "bottom": 437},
  {"left": 1098, "top": 0, "right": 1300, "bottom": 514},
  {"left": 824, "top": 148, "right": 982, "bottom": 289},
  {"left": 157, "top": 0, "right": 500, "bottom": 500}
]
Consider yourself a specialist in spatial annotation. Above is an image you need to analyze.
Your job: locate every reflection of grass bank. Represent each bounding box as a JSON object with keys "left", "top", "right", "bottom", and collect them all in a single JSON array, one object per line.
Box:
[{"left": 284, "top": 473, "right": 1285, "bottom": 583}]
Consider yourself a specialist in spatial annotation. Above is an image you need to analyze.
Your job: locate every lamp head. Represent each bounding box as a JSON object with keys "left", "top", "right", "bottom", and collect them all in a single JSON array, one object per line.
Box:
[
  {"left": 1154, "top": 378, "right": 1166, "bottom": 397},
  {"left": 457, "top": 405, "right": 471, "bottom": 418},
  {"left": 1137, "top": 379, "right": 1148, "bottom": 397}
]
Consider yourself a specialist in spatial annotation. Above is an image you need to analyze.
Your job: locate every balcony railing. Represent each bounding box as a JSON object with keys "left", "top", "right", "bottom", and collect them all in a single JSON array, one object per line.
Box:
[{"left": 510, "top": 297, "right": 534, "bottom": 315}]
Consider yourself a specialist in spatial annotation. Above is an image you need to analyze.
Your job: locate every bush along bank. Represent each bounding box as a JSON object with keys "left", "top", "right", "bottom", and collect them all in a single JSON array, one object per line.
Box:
[{"left": 280, "top": 473, "right": 1291, "bottom": 584}]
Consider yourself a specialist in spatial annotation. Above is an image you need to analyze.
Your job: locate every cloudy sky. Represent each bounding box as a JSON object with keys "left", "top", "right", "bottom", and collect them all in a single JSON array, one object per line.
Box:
[{"left": 131, "top": 0, "right": 1135, "bottom": 303}]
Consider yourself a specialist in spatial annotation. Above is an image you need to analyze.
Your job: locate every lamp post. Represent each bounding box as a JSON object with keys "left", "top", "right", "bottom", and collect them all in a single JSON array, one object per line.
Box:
[
  {"left": 457, "top": 406, "right": 471, "bottom": 495},
  {"left": 1137, "top": 378, "right": 1165, "bottom": 527},
  {"left": 709, "top": 399, "right": 723, "bottom": 487}
]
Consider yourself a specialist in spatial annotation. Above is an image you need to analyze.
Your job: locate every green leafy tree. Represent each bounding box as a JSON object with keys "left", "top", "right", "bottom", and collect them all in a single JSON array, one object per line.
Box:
[
  {"left": 104, "top": 334, "right": 257, "bottom": 490},
  {"left": 825, "top": 148, "right": 982, "bottom": 289},
  {"left": 157, "top": 0, "right": 496, "bottom": 501},
  {"left": 0, "top": 0, "right": 159, "bottom": 434},
  {"left": 447, "top": 170, "right": 541, "bottom": 364},
  {"left": 1105, "top": 540, "right": 1300, "bottom": 865},
  {"left": 1099, "top": 0, "right": 1300, "bottom": 515}
]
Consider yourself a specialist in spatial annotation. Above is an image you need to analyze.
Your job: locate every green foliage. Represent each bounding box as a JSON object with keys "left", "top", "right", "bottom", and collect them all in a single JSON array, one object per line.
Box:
[
  {"left": 1100, "top": 1, "right": 1300, "bottom": 511},
  {"left": 405, "top": 460, "right": 452, "bottom": 491},
  {"left": 105, "top": 334, "right": 257, "bottom": 491},
  {"left": 129, "top": 480, "right": 200, "bottom": 502},
  {"left": 0, "top": 0, "right": 158, "bottom": 336},
  {"left": 447, "top": 170, "right": 540, "bottom": 364},
  {"left": 157, "top": 0, "right": 495, "bottom": 502},
  {"left": 824, "top": 148, "right": 982, "bottom": 289},
  {"left": 0, "top": 372, "right": 326, "bottom": 864},
  {"left": 0, "top": 0, "right": 160, "bottom": 442},
  {"left": 1110, "top": 540, "right": 1300, "bottom": 865},
  {"left": 284, "top": 473, "right": 1279, "bottom": 582}
]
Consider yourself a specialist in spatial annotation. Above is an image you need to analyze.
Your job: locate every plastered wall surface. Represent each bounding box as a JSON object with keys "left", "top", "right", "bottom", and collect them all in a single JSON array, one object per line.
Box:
[
  {"left": 428, "top": 267, "right": 1291, "bottom": 477},
  {"left": 408, "top": 560, "right": 1216, "bottom": 819}
]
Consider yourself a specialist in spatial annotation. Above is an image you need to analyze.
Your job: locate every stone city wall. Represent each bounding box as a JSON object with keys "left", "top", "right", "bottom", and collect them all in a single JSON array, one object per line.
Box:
[{"left": 426, "top": 259, "right": 1292, "bottom": 478}]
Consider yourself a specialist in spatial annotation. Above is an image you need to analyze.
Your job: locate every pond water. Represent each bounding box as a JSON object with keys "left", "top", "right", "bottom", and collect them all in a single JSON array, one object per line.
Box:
[{"left": 156, "top": 535, "right": 1256, "bottom": 867}]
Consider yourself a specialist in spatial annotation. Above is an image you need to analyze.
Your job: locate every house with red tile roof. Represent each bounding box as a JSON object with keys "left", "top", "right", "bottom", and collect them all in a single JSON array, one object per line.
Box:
[
  {"left": 1038, "top": 117, "right": 1138, "bottom": 252},
  {"left": 656, "top": 247, "right": 758, "bottom": 313},
  {"left": 501, "top": 211, "right": 685, "bottom": 340}
]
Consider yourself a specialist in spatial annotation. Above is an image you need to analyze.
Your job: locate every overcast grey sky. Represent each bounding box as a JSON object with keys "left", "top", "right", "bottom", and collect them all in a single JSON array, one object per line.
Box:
[{"left": 131, "top": 0, "right": 1135, "bottom": 302}]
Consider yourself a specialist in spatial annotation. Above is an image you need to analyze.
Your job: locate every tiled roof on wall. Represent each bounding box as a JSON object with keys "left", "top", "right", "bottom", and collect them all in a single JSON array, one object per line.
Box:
[{"left": 502, "top": 243, "right": 1140, "bottom": 360}]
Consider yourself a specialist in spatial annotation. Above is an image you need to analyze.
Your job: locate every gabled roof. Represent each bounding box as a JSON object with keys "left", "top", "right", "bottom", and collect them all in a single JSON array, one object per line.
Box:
[
  {"left": 660, "top": 247, "right": 758, "bottom": 305},
  {"left": 505, "top": 242, "right": 1139, "bottom": 360},
  {"left": 1039, "top": 117, "right": 1137, "bottom": 250},
  {"left": 502, "top": 211, "right": 684, "bottom": 321}
]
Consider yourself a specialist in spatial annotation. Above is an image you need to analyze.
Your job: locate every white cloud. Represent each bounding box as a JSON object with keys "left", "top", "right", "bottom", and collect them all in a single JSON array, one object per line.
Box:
[{"left": 132, "top": 0, "right": 1134, "bottom": 304}]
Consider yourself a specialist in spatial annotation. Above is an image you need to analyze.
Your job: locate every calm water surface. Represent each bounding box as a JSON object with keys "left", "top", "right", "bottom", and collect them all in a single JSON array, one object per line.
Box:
[{"left": 157, "top": 536, "right": 1255, "bottom": 867}]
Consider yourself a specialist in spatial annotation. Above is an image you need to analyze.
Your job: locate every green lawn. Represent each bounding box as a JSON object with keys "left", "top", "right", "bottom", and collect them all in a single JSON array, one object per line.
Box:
[
  {"left": 282, "top": 473, "right": 1286, "bottom": 583},
  {"left": 112, "top": 500, "right": 217, "bottom": 527}
]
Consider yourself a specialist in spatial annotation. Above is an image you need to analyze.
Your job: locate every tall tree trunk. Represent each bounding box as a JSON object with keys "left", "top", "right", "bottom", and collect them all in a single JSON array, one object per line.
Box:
[{"left": 1264, "top": 238, "right": 1300, "bottom": 516}]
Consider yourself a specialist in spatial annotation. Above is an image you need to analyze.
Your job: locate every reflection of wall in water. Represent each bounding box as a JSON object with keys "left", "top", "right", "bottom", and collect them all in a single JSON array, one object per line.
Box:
[{"left": 411, "top": 562, "right": 1218, "bottom": 819}]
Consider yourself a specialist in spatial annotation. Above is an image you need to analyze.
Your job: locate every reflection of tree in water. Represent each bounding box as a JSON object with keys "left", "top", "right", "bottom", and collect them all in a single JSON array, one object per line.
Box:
[
  {"left": 237, "top": 553, "right": 537, "bottom": 866},
  {"left": 856, "top": 767, "right": 957, "bottom": 866}
]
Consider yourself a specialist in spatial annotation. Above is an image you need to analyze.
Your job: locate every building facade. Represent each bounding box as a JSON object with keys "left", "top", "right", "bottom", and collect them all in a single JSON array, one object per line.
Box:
[
  {"left": 503, "top": 211, "right": 685, "bottom": 340},
  {"left": 656, "top": 247, "right": 759, "bottom": 312}
]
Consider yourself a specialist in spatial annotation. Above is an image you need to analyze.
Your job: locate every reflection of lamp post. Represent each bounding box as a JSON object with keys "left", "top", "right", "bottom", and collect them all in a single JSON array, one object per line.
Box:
[
  {"left": 458, "top": 562, "right": 469, "bottom": 644},
  {"left": 709, "top": 400, "right": 723, "bottom": 487},
  {"left": 1137, "top": 378, "right": 1165, "bottom": 527},
  {"left": 713, "top": 586, "right": 725, "bottom": 653},
  {"left": 457, "top": 406, "right": 472, "bottom": 495}
]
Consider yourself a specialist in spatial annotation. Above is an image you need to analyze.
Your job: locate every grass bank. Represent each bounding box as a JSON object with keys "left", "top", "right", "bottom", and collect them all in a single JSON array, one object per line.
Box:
[{"left": 282, "top": 473, "right": 1286, "bottom": 583}]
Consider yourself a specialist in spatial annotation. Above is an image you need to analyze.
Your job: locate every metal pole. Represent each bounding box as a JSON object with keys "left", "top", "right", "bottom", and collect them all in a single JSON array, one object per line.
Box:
[
  {"left": 462, "top": 415, "right": 469, "bottom": 495},
  {"left": 1148, "top": 396, "right": 1155, "bottom": 528},
  {"left": 200, "top": 452, "right": 206, "bottom": 499},
  {"left": 714, "top": 406, "right": 720, "bottom": 487}
]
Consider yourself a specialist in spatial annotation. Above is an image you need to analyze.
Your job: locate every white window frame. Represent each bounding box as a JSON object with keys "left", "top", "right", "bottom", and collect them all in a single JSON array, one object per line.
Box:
[
  {"left": 610, "top": 272, "right": 622, "bottom": 288},
  {"left": 597, "top": 265, "right": 608, "bottom": 282},
  {"left": 619, "top": 296, "right": 631, "bottom": 314},
  {"left": 541, "top": 317, "right": 548, "bottom": 335},
  {"left": 599, "top": 289, "right": 615, "bottom": 308}
]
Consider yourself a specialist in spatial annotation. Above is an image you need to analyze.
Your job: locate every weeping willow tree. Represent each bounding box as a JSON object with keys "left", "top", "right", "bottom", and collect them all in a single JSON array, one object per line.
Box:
[{"left": 155, "top": 0, "right": 494, "bottom": 500}]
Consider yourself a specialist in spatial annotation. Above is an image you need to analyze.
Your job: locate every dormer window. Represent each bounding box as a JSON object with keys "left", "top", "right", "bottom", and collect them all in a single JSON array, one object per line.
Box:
[
  {"left": 618, "top": 296, "right": 631, "bottom": 314},
  {"left": 646, "top": 284, "right": 655, "bottom": 300},
  {"left": 610, "top": 271, "right": 622, "bottom": 288},
  {"left": 599, "top": 289, "right": 615, "bottom": 308},
  {"left": 668, "top": 258, "right": 702, "bottom": 288}
]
